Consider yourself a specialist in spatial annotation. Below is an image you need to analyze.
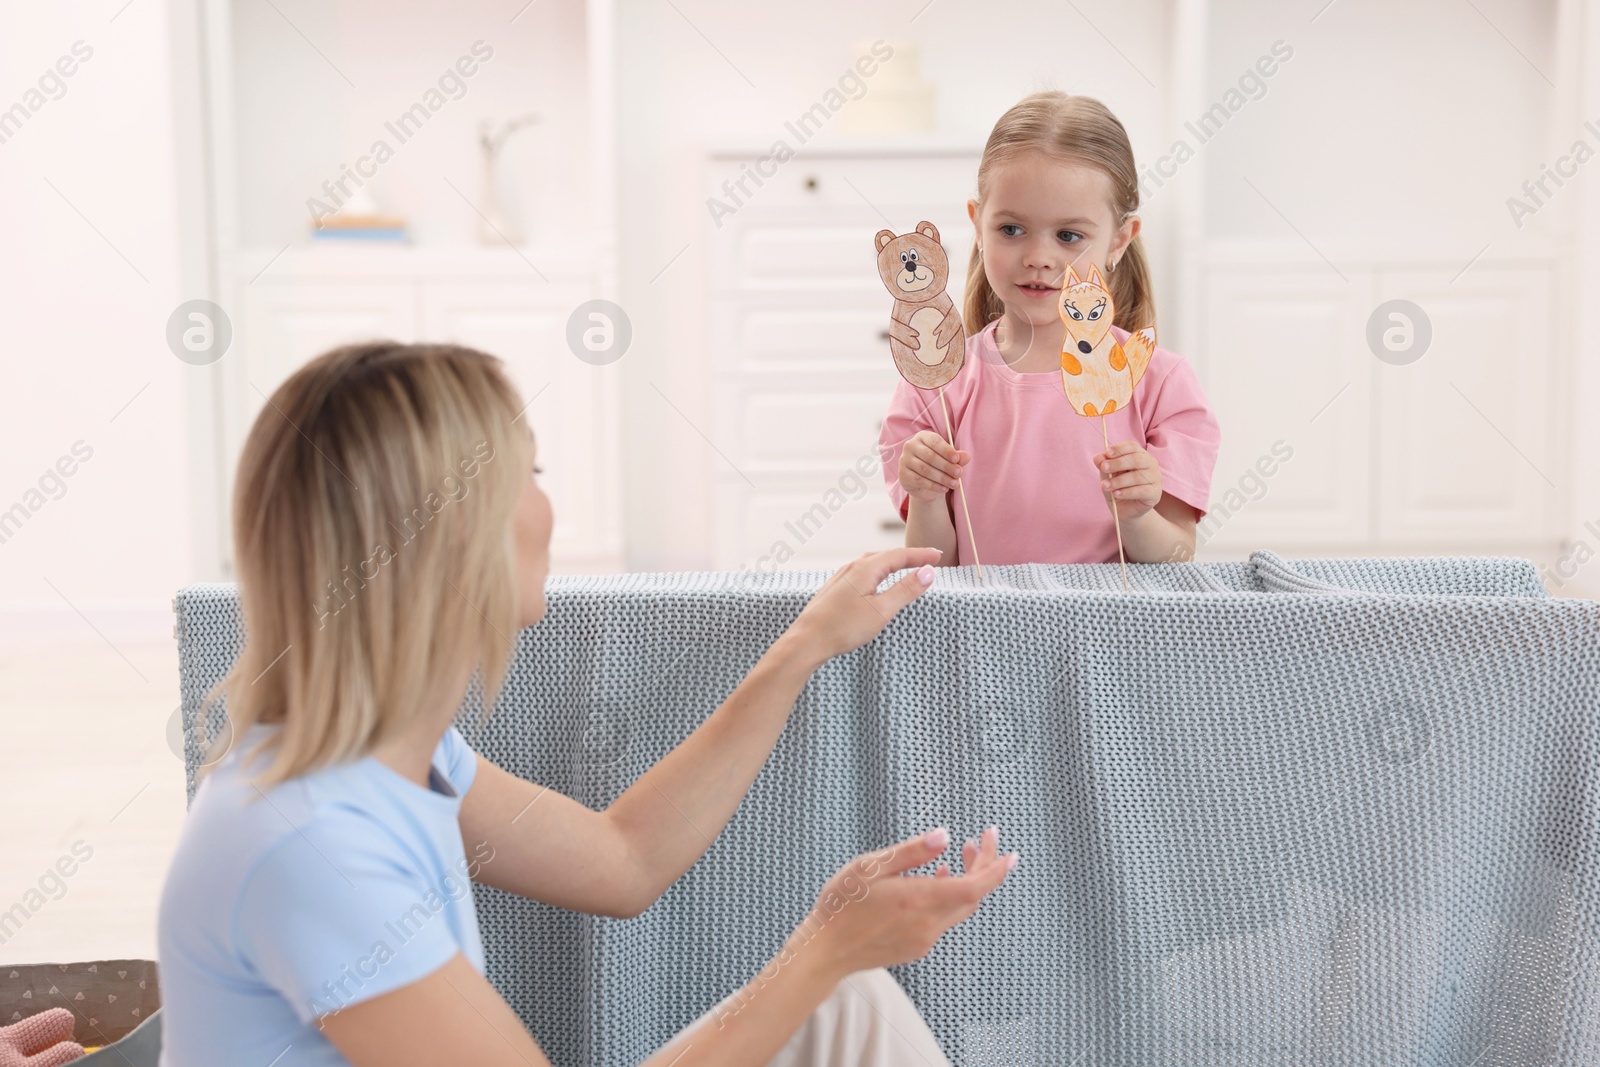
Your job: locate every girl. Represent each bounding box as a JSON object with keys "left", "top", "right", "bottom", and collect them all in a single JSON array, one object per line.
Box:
[
  {"left": 879, "top": 92, "right": 1221, "bottom": 566},
  {"left": 157, "top": 342, "right": 1016, "bottom": 1067}
]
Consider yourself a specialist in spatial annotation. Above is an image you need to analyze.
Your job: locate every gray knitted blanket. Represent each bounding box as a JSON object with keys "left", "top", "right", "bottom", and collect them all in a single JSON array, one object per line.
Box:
[{"left": 174, "top": 552, "right": 1600, "bottom": 1066}]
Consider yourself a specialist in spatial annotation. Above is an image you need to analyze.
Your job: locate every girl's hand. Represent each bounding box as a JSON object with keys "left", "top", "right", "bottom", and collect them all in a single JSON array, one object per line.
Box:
[
  {"left": 1095, "top": 441, "right": 1162, "bottom": 520},
  {"left": 784, "top": 547, "right": 941, "bottom": 666},
  {"left": 789, "top": 826, "right": 1017, "bottom": 983},
  {"left": 899, "top": 431, "right": 969, "bottom": 504}
]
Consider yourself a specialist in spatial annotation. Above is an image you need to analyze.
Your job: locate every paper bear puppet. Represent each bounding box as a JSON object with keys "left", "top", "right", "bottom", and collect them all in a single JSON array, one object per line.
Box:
[
  {"left": 874, "top": 221, "right": 966, "bottom": 390},
  {"left": 1058, "top": 263, "right": 1156, "bottom": 417}
]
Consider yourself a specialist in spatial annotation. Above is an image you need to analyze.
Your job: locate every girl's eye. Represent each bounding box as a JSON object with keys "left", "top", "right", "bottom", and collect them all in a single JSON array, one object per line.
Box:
[
  {"left": 1057, "top": 230, "right": 1082, "bottom": 244},
  {"left": 999, "top": 224, "right": 1022, "bottom": 237}
]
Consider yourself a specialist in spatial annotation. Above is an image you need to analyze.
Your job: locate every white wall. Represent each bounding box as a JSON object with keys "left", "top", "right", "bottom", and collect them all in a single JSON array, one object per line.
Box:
[
  {"left": 1203, "top": 0, "right": 1557, "bottom": 253},
  {"left": 1564, "top": 0, "right": 1600, "bottom": 600},
  {"left": 0, "top": 2, "right": 191, "bottom": 638}
]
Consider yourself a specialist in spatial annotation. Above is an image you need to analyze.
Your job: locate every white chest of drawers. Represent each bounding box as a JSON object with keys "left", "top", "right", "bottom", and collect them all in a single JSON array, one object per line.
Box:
[{"left": 705, "top": 143, "right": 982, "bottom": 572}]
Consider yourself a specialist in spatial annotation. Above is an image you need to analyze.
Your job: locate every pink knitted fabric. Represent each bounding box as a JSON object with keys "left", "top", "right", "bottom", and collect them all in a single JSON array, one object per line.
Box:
[{"left": 0, "top": 1009, "right": 83, "bottom": 1067}]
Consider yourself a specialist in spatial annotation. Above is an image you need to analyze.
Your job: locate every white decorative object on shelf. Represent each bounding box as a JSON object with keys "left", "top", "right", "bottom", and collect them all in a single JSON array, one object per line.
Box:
[
  {"left": 478, "top": 114, "right": 539, "bottom": 246},
  {"left": 840, "top": 40, "right": 935, "bottom": 135}
]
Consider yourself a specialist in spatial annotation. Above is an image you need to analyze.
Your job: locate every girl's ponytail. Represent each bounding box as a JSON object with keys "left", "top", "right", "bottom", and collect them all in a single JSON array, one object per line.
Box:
[
  {"left": 963, "top": 241, "right": 1004, "bottom": 335},
  {"left": 1110, "top": 230, "right": 1156, "bottom": 335}
]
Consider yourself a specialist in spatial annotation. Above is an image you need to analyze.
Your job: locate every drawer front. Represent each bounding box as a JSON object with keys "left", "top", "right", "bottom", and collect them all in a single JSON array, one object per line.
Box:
[
  {"left": 707, "top": 152, "right": 978, "bottom": 212},
  {"left": 730, "top": 385, "right": 897, "bottom": 470},
  {"left": 714, "top": 293, "right": 928, "bottom": 376},
  {"left": 714, "top": 476, "right": 906, "bottom": 572},
  {"left": 715, "top": 206, "right": 976, "bottom": 295}
]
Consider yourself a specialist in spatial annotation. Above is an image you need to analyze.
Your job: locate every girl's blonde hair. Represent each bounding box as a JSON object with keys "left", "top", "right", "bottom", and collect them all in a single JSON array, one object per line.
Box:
[
  {"left": 964, "top": 91, "right": 1156, "bottom": 334},
  {"left": 199, "top": 341, "right": 530, "bottom": 790}
]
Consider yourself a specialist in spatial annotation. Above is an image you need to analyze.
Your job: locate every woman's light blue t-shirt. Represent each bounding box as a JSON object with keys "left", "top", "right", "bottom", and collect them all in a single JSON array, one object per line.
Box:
[{"left": 157, "top": 723, "right": 486, "bottom": 1066}]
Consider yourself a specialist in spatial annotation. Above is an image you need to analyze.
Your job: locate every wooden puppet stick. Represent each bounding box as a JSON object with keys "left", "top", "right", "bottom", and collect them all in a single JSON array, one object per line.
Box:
[
  {"left": 939, "top": 386, "right": 984, "bottom": 580},
  {"left": 1102, "top": 414, "right": 1128, "bottom": 593}
]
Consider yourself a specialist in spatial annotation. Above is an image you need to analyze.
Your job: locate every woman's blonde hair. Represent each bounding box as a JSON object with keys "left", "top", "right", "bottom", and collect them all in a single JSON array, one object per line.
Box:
[
  {"left": 198, "top": 341, "right": 530, "bottom": 790},
  {"left": 964, "top": 91, "right": 1156, "bottom": 334}
]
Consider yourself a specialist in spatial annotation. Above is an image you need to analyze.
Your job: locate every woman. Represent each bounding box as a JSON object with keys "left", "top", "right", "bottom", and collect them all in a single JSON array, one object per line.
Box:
[{"left": 158, "top": 342, "right": 1017, "bottom": 1067}]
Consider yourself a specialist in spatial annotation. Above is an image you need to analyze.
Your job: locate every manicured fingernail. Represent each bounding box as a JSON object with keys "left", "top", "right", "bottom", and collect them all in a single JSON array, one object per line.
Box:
[
  {"left": 923, "top": 827, "right": 949, "bottom": 849},
  {"left": 917, "top": 565, "right": 934, "bottom": 586},
  {"left": 1006, "top": 854, "right": 1020, "bottom": 870}
]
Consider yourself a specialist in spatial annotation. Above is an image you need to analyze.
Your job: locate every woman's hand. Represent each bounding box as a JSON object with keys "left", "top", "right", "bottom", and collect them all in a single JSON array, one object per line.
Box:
[
  {"left": 787, "top": 826, "right": 1017, "bottom": 983},
  {"left": 898, "top": 431, "right": 969, "bottom": 504},
  {"left": 1095, "top": 440, "right": 1162, "bottom": 521},
  {"left": 784, "top": 547, "right": 941, "bottom": 666}
]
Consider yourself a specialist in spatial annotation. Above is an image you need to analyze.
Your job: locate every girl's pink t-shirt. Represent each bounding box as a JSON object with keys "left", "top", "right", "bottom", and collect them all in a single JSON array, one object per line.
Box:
[{"left": 878, "top": 320, "right": 1222, "bottom": 566}]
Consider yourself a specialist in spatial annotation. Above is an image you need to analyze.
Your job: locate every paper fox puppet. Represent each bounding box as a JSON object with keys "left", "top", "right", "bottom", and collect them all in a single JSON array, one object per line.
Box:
[
  {"left": 874, "top": 221, "right": 965, "bottom": 390},
  {"left": 1058, "top": 263, "right": 1155, "bottom": 416}
]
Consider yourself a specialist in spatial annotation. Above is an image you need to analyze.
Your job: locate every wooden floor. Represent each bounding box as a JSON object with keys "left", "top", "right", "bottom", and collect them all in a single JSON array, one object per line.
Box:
[{"left": 0, "top": 637, "right": 185, "bottom": 966}]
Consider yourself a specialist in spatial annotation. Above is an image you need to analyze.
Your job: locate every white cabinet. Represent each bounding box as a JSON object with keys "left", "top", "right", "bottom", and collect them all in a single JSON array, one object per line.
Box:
[
  {"left": 1196, "top": 251, "right": 1558, "bottom": 553},
  {"left": 422, "top": 282, "right": 622, "bottom": 570},
  {"left": 1372, "top": 268, "right": 1554, "bottom": 545},
  {"left": 706, "top": 145, "right": 981, "bottom": 571},
  {"left": 1198, "top": 267, "right": 1373, "bottom": 547},
  {"left": 240, "top": 282, "right": 417, "bottom": 400},
  {"left": 227, "top": 249, "right": 622, "bottom": 573}
]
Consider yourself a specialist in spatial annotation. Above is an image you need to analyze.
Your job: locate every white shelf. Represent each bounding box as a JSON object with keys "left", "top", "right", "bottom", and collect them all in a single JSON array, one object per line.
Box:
[
  {"left": 191, "top": 0, "right": 623, "bottom": 577},
  {"left": 228, "top": 244, "right": 598, "bottom": 283},
  {"left": 707, "top": 133, "right": 985, "bottom": 160}
]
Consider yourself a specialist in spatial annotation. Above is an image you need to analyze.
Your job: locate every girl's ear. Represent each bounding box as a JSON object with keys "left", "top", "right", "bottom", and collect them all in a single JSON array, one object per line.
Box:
[{"left": 1110, "top": 215, "right": 1141, "bottom": 263}]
